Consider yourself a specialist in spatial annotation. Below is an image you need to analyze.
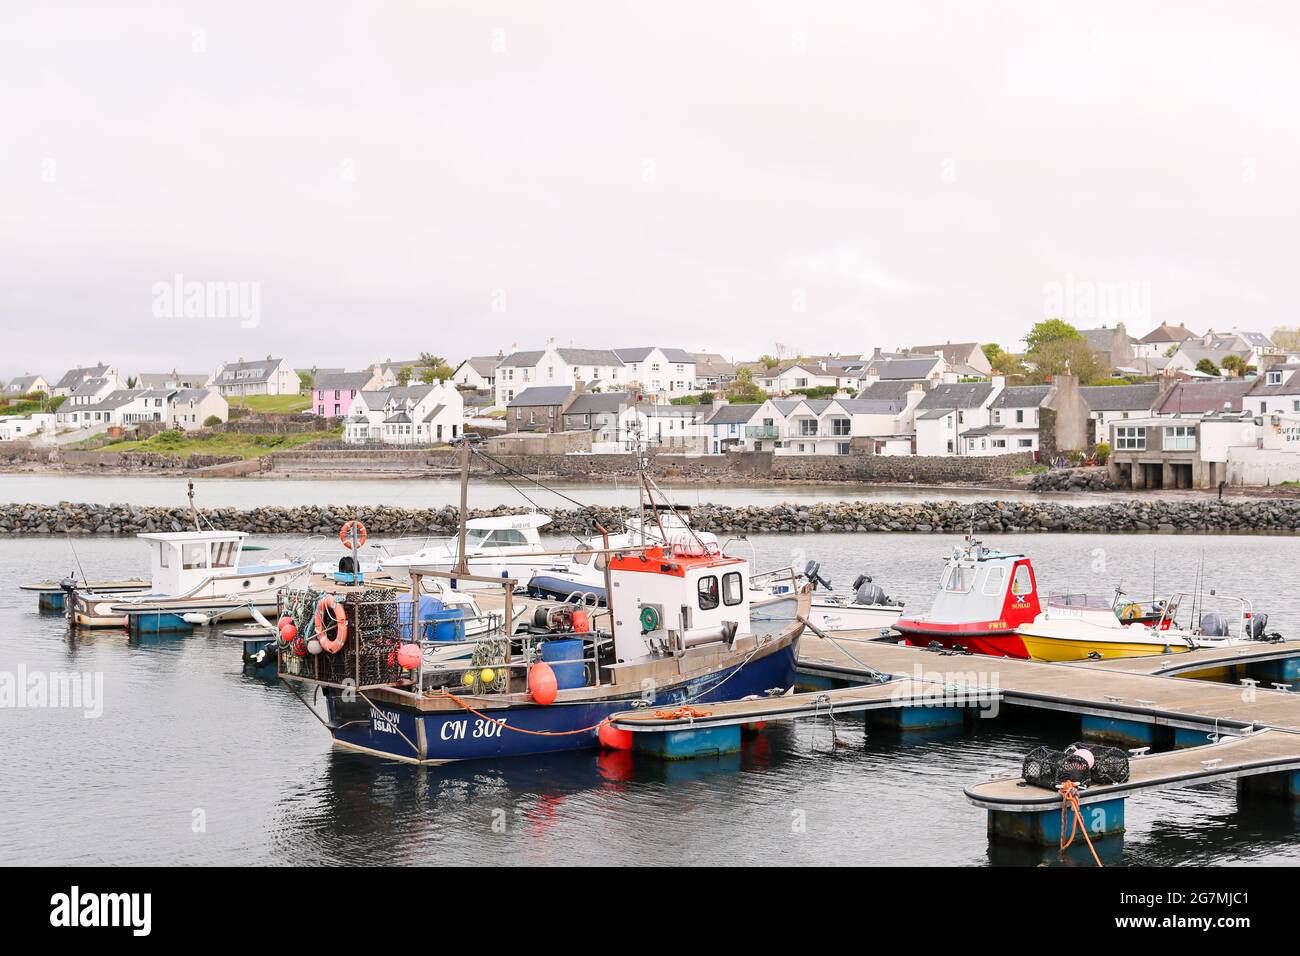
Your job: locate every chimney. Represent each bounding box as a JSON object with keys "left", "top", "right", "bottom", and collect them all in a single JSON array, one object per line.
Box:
[{"left": 992, "top": 375, "right": 1006, "bottom": 388}]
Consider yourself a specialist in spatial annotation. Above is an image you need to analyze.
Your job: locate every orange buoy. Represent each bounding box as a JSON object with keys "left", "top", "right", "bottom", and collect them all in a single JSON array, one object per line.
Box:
[
  {"left": 529, "top": 662, "right": 558, "bottom": 705},
  {"left": 396, "top": 643, "right": 422, "bottom": 670},
  {"left": 598, "top": 719, "right": 633, "bottom": 751},
  {"left": 278, "top": 619, "right": 297, "bottom": 642},
  {"left": 572, "top": 609, "right": 590, "bottom": 633}
]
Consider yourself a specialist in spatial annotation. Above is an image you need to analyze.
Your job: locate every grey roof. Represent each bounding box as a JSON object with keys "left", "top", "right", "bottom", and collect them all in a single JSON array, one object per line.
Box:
[
  {"left": 385, "top": 412, "right": 412, "bottom": 424},
  {"left": 915, "top": 382, "right": 995, "bottom": 411},
  {"left": 172, "top": 388, "right": 215, "bottom": 404},
  {"left": 457, "top": 356, "right": 500, "bottom": 377},
  {"left": 217, "top": 358, "right": 284, "bottom": 384},
  {"left": 691, "top": 353, "right": 736, "bottom": 377},
  {"left": 1079, "top": 383, "right": 1162, "bottom": 412},
  {"left": 54, "top": 364, "right": 111, "bottom": 390},
  {"left": 564, "top": 392, "right": 632, "bottom": 415},
  {"left": 73, "top": 389, "right": 144, "bottom": 412},
  {"left": 1138, "top": 323, "right": 1197, "bottom": 345},
  {"left": 69, "top": 377, "right": 111, "bottom": 398},
  {"left": 383, "top": 384, "right": 439, "bottom": 404},
  {"left": 706, "top": 403, "right": 760, "bottom": 425},
  {"left": 837, "top": 397, "right": 906, "bottom": 414},
  {"left": 421, "top": 404, "right": 446, "bottom": 423},
  {"left": 1078, "top": 327, "right": 1127, "bottom": 351},
  {"left": 497, "top": 348, "right": 622, "bottom": 368},
  {"left": 909, "top": 343, "right": 981, "bottom": 364},
  {"left": 508, "top": 386, "right": 574, "bottom": 408},
  {"left": 1175, "top": 344, "right": 1250, "bottom": 366},
  {"left": 315, "top": 370, "right": 377, "bottom": 390},
  {"left": 770, "top": 399, "right": 802, "bottom": 415},
  {"left": 7, "top": 375, "right": 44, "bottom": 391},
  {"left": 916, "top": 408, "right": 954, "bottom": 420},
  {"left": 135, "top": 372, "right": 206, "bottom": 389},
  {"left": 990, "top": 385, "right": 1052, "bottom": 409},
  {"left": 864, "top": 356, "right": 943, "bottom": 380},
  {"left": 1155, "top": 380, "right": 1254, "bottom": 415},
  {"left": 614, "top": 347, "right": 695, "bottom": 364},
  {"left": 1246, "top": 364, "right": 1300, "bottom": 396},
  {"left": 854, "top": 379, "right": 925, "bottom": 407}
]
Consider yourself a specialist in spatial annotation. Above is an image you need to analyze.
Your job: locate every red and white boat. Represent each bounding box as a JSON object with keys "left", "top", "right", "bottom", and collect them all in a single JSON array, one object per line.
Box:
[{"left": 893, "top": 536, "right": 1040, "bottom": 658}]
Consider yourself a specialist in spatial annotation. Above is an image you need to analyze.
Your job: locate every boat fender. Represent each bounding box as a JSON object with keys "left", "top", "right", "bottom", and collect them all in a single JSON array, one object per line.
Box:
[
  {"left": 315, "top": 594, "right": 349, "bottom": 653},
  {"left": 396, "top": 643, "right": 422, "bottom": 670},
  {"left": 528, "top": 662, "right": 558, "bottom": 705},
  {"left": 339, "top": 520, "right": 368, "bottom": 549}
]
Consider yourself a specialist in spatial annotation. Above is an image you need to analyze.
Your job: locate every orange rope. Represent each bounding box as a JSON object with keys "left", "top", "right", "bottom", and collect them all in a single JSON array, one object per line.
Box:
[
  {"left": 652, "top": 706, "right": 713, "bottom": 720},
  {"left": 1058, "top": 781, "right": 1103, "bottom": 867},
  {"left": 438, "top": 690, "right": 609, "bottom": 737}
]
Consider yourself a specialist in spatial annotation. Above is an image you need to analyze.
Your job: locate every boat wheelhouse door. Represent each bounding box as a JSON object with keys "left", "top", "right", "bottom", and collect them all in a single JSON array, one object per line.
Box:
[{"left": 1000, "top": 558, "right": 1041, "bottom": 623}]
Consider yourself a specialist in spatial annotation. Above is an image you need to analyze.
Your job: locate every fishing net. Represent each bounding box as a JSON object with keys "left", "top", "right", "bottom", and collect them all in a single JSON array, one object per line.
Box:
[{"left": 1021, "top": 743, "right": 1130, "bottom": 790}]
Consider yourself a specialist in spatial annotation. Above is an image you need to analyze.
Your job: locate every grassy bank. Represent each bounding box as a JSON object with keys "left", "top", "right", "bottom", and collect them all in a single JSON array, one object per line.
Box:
[
  {"left": 232, "top": 394, "right": 312, "bottom": 413},
  {"left": 99, "top": 427, "right": 342, "bottom": 459}
]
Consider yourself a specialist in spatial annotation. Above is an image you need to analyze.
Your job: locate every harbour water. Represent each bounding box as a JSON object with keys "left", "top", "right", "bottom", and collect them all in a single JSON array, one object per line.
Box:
[{"left": 4, "top": 529, "right": 1300, "bottom": 866}]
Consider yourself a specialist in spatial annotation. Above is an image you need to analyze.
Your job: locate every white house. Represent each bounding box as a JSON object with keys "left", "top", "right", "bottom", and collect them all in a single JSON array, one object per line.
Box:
[
  {"left": 51, "top": 364, "right": 120, "bottom": 397},
  {"left": 345, "top": 383, "right": 463, "bottom": 445},
  {"left": 494, "top": 340, "right": 626, "bottom": 407},
  {"left": 56, "top": 378, "right": 122, "bottom": 427},
  {"left": 169, "top": 388, "right": 229, "bottom": 430},
  {"left": 704, "top": 403, "right": 761, "bottom": 454},
  {"left": 1243, "top": 364, "right": 1300, "bottom": 417},
  {"left": 628, "top": 402, "right": 710, "bottom": 451},
  {"left": 913, "top": 380, "right": 1003, "bottom": 457},
  {"left": 613, "top": 348, "right": 698, "bottom": 399},
  {"left": 213, "top": 356, "right": 298, "bottom": 397},
  {"left": 452, "top": 356, "right": 501, "bottom": 390},
  {"left": 1132, "top": 323, "right": 1197, "bottom": 359},
  {"left": 5, "top": 374, "right": 50, "bottom": 396},
  {"left": 0, "top": 413, "right": 55, "bottom": 441},
  {"left": 857, "top": 351, "right": 948, "bottom": 388},
  {"left": 134, "top": 371, "right": 211, "bottom": 390},
  {"left": 960, "top": 385, "right": 1050, "bottom": 457}
]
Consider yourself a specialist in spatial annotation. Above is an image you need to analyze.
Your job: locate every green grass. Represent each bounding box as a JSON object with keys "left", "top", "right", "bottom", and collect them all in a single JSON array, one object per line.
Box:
[
  {"left": 99, "top": 427, "right": 342, "bottom": 460},
  {"left": 235, "top": 394, "right": 312, "bottom": 413},
  {"left": 0, "top": 394, "right": 63, "bottom": 416}
]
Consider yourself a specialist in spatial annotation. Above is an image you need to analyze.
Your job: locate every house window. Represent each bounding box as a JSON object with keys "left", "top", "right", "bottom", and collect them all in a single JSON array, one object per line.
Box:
[
  {"left": 1268, "top": 370, "right": 1283, "bottom": 385},
  {"left": 698, "top": 575, "right": 720, "bottom": 611},
  {"left": 831, "top": 417, "right": 850, "bottom": 436},
  {"left": 799, "top": 419, "right": 817, "bottom": 436},
  {"left": 1164, "top": 425, "right": 1196, "bottom": 451},
  {"left": 1017, "top": 438, "right": 1034, "bottom": 448},
  {"left": 837, "top": 442, "right": 850, "bottom": 455},
  {"left": 1015, "top": 409, "right": 1024, "bottom": 423},
  {"left": 1115, "top": 426, "right": 1146, "bottom": 450}
]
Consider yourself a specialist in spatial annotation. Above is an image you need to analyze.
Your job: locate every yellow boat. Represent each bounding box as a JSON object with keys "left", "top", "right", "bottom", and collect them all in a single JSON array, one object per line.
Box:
[{"left": 1017, "top": 591, "right": 1265, "bottom": 663}]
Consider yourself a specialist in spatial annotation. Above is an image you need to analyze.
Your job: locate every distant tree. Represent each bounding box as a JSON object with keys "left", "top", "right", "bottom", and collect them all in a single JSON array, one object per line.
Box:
[
  {"left": 1026, "top": 337, "right": 1102, "bottom": 384},
  {"left": 725, "top": 367, "right": 767, "bottom": 403},
  {"left": 1164, "top": 344, "right": 1178, "bottom": 358},
  {"left": 699, "top": 391, "right": 715, "bottom": 405},
  {"left": 126, "top": 376, "right": 138, "bottom": 389},
  {"left": 757, "top": 354, "right": 781, "bottom": 370},
  {"left": 297, "top": 371, "right": 315, "bottom": 392},
  {"left": 396, "top": 366, "right": 413, "bottom": 386},
  {"left": 203, "top": 415, "right": 222, "bottom": 427},
  {"left": 981, "top": 343, "right": 1004, "bottom": 365},
  {"left": 991, "top": 351, "right": 1027, "bottom": 377},
  {"left": 1024, "top": 318, "right": 1083, "bottom": 353},
  {"left": 1195, "top": 358, "right": 1221, "bottom": 376},
  {"left": 1271, "top": 327, "right": 1300, "bottom": 351},
  {"left": 1220, "top": 354, "right": 1248, "bottom": 377}
]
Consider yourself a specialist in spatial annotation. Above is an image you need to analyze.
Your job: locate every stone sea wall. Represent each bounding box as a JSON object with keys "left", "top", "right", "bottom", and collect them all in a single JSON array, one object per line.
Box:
[{"left": 4, "top": 498, "right": 1300, "bottom": 536}]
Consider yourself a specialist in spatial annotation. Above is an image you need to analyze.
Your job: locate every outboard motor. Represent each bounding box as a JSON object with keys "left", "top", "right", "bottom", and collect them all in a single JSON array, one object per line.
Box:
[
  {"left": 1199, "top": 612, "right": 1231, "bottom": 637},
  {"left": 1250, "top": 612, "right": 1269, "bottom": 640},
  {"left": 804, "top": 560, "right": 833, "bottom": 591},
  {"left": 853, "top": 581, "right": 890, "bottom": 607}
]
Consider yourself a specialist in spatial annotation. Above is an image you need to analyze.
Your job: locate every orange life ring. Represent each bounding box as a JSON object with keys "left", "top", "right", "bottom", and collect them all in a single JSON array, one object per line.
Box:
[
  {"left": 339, "top": 520, "right": 367, "bottom": 548},
  {"left": 314, "top": 594, "right": 348, "bottom": 653}
]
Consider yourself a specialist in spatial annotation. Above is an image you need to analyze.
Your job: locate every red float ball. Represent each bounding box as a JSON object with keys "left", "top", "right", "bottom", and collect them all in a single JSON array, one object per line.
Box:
[
  {"left": 571, "top": 609, "right": 590, "bottom": 633},
  {"left": 598, "top": 719, "right": 633, "bottom": 751},
  {"left": 279, "top": 620, "right": 297, "bottom": 642},
  {"left": 529, "top": 662, "right": 558, "bottom": 705},
  {"left": 396, "top": 643, "right": 422, "bottom": 670}
]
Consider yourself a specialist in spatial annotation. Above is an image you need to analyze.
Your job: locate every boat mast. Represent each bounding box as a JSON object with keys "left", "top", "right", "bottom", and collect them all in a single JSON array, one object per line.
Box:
[
  {"left": 187, "top": 480, "right": 199, "bottom": 531},
  {"left": 455, "top": 437, "right": 470, "bottom": 575}
]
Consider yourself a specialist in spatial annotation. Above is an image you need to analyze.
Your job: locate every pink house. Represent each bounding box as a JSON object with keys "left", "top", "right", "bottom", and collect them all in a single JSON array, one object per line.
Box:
[{"left": 313, "top": 368, "right": 381, "bottom": 419}]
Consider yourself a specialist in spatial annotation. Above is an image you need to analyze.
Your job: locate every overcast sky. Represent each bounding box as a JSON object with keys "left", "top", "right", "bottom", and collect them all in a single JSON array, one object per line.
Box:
[{"left": 2, "top": 1, "right": 1296, "bottom": 379}]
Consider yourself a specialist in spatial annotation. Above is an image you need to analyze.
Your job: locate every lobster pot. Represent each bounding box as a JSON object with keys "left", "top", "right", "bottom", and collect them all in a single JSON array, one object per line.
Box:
[
  {"left": 1070, "top": 742, "right": 1131, "bottom": 785},
  {"left": 277, "top": 588, "right": 408, "bottom": 688},
  {"left": 540, "top": 638, "right": 587, "bottom": 689},
  {"left": 1021, "top": 747, "right": 1089, "bottom": 790}
]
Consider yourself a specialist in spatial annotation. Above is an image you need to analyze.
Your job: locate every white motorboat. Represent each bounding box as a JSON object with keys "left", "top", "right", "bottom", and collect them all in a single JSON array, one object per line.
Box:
[
  {"left": 379, "top": 514, "right": 552, "bottom": 589},
  {"left": 750, "top": 561, "right": 905, "bottom": 634},
  {"left": 69, "top": 530, "right": 309, "bottom": 629}
]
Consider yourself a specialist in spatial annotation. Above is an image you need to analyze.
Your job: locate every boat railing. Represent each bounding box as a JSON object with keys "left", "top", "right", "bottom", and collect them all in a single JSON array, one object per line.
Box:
[
  {"left": 1158, "top": 591, "right": 1253, "bottom": 640},
  {"left": 1046, "top": 592, "right": 1114, "bottom": 611}
]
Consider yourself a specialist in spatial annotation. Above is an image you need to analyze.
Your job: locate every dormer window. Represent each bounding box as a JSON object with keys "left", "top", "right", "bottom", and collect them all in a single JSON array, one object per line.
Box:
[{"left": 1268, "top": 370, "right": 1283, "bottom": 385}]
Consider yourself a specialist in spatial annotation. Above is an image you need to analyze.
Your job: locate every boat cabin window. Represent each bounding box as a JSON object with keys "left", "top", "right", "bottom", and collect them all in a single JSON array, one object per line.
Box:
[
  {"left": 941, "top": 564, "right": 975, "bottom": 593},
  {"left": 158, "top": 544, "right": 169, "bottom": 568},
  {"left": 182, "top": 543, "right": 209, "bottom": 570},
  {"left": 211, "top": 541, "right": 238, "bottom": 568},
  {"left": 722, "top": 571, "right": 743, "bottom": 606},
  {"left": 492, "top": 529, "right": 530, "bottom": 547},
  {"left": 1011, "top": 564, "right": 1033, "bottom": 596},
  {"left": 465, "top": 529, "right": 491, "bottom": 548},
  {"left": 981, "top": 566, "right": 1005, "bottom": 596},
  {"left": 573, "top": 548, "right": 593, "bottom": 566},
  {"left": 698, "top": 575, "right": 720, "bottom": 610}
]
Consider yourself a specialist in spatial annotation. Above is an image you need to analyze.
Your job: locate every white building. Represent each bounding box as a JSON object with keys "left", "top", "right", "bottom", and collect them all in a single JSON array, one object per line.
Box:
[
  {"left": 704, "top": 403, "right": 761, "bottom": 454},
  {"left": 451, "top": 356, "right": 501, "bottom": 390},
  {"left": 5, "top": 374, "right": 50, "bottom": 396},
  {"left": 0, "top": 413, "right": 55, "bottom": 441},
  {"left": 913, "top": 380, "right": 1003, "bottom": 456},
  {"left": 51, "top": 364, "right": 120, "bottom": 397},
  {"left": 1079, "top": 383, "right": 1163, "bottom": 445},
  {"left": 614, "top": 348, "right": 697, "bottom": 399},
  {"left": 1243, "top": 364, "right": 1300, "bottom": 417},
  {"left": 494, "top": 340, "right": 626, "bottom": 407},
  {"left": 344, "top": 383, "right": 463, "bottom": 445},
  {"left": 169, "top": 388, "right": 229, "bottom": 430},
  {"left": 213, "top": 356, "right": 298, "bottom": 397}
]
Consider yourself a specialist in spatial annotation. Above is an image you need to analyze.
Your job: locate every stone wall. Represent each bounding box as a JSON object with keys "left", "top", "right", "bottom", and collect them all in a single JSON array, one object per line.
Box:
[{"left": 4, "top": 498, "right": 1300, "bottom": 536}]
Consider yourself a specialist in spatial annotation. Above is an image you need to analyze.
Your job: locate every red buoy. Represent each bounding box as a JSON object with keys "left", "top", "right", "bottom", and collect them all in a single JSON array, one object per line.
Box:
[
  {"left": 598, "top": 719, "right": 633, "bottom": 751},
  {"left": 572, "top": 609, "right": 590, "bottom": 633},
  {"left": 529, "top": 662, "right": 558, "bottom": 705},
  {"left": 279, "top": 619, "right": 297, "bottom": 642},
  {"left": 396, "top": 643, "right": 422, "bottom": 670}
]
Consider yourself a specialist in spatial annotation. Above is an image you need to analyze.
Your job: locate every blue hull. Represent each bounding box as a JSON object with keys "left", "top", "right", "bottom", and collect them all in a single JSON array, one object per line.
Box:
[{"left": 326, "top": 640, "right": 799, "bottom": 764}]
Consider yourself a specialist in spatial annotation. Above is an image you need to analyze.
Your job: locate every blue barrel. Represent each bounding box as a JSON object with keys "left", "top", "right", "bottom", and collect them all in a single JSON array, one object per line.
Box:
[
  {"left": 398, "top": 595, "right": 445, "bottom": 640},
  {"left": 541, "top": 638, "right": 586, "bottom": 689},
  {"left": 430, "top": 608, "right": 466, "bottom": 642}
]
